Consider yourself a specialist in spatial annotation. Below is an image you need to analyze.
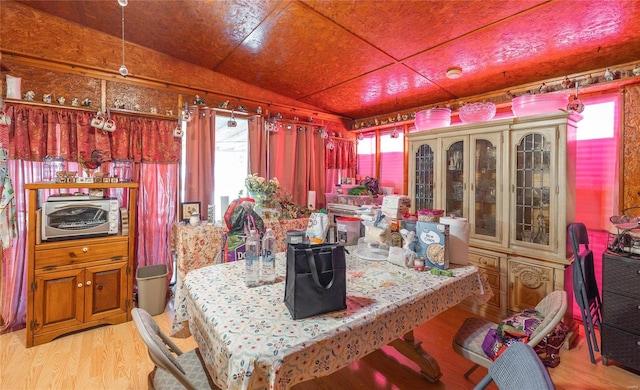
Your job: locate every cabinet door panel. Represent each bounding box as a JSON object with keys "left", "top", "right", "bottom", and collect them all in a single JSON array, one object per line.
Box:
[
  {"left": 508, "top": 259, "right": 553, "bottom": 312},
  {"left": 410, "top": 140, "right": 440, "bottom": 211},
  {"left": 510, "top": 128, "right": 557, "bottom": 252},
  {"left": 34, "top": 269, "right": 84, "bottom": 333},
  {"left": 470, "top": 133, "right": 503, "bottom": 244},
  {"left": 85, "top": 262, "right": 128, "bottom": 322},
  {"left": 442, "top": 136, "right": 467, "bottom": 217}
]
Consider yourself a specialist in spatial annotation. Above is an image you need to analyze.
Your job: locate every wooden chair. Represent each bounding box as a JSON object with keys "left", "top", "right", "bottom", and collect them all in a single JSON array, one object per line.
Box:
[
  {"left": 452, "top": 290, "right": 567, "bottom": 381},
  {"left": 474, "top": 342, "right": 556, "bottom": 390},
  {"left": 568, "top": 222, "right": 603, "bottom": 364},
  {"left": 132, "top": 308, "right": 217, "bottom": 390}
]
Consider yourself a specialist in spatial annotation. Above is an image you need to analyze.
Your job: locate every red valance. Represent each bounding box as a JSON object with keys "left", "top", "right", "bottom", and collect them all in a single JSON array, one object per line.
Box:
[
  {"left": 4, "top": 103, "right": 181, "bottom": 163},
  {"left": 325, "top": 138, "right": 356, "bottom": 169}
]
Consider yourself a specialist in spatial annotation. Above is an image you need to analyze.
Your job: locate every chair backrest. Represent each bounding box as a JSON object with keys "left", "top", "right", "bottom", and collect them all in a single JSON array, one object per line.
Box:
[
  {"left": 132, "top": 308, "right": 197, "bottom": 390},
  {"left": 569, "top": 223, "right": 601, "bottom": 302},
  {"left": 529, "top": 290, "right": 567, "bottom": 347},
  {"left": 478, "top": 342, "right": 556, "bottom": 390},
  {"left": 568, "top": 222, "right": 589, "bottom": 255}
]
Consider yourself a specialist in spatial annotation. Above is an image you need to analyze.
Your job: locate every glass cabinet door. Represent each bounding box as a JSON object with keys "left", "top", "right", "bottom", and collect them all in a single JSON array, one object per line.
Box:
[
  {"left": 512, "top": 130, "right": 554, "bottom": 247},
  {"left": 443, "top": 138, "right": 466, "bottom": 217},
  {"left": 413, "top": 143, "right": 436, "bottom": 210},
  {"left": 470, "top": 133, "right": 502, "bottom": 242}
]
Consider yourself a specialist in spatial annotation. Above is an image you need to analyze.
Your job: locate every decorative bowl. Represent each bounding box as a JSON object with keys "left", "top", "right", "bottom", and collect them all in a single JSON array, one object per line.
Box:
[
  {"left": 414, "top": 108, "right": 451, "bottom": 130},
  {"left": 511, "top": 93, "right": 569, "bottom": 117},
  {"left": 459, "top": 102, "right": 496, "bottom": 123}
]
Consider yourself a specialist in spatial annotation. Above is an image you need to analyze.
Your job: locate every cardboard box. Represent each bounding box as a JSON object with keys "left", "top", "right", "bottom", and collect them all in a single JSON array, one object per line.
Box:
[
  {"left": 382, "top": 195, "right": 411, "bottom": 209},
  {"left": 416, "top": 221, "right": 449, "bottom": 270}
]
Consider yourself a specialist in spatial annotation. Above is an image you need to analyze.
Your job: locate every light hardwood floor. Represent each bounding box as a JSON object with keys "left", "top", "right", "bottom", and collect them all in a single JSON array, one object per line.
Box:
[{"left": 1, "top": 303, "right": 639, "bottom": 390}]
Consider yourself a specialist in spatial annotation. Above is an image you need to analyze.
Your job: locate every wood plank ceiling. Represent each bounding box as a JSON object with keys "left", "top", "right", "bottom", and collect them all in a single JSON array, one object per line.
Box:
[{"left": 14, "top": 0, "right": 640, "bottom": 120}]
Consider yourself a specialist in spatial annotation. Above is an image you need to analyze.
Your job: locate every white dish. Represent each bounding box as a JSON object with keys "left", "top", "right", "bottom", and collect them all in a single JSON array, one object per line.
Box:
[{"left": 355, "top": 247, "right": 388, "bottom": 261}]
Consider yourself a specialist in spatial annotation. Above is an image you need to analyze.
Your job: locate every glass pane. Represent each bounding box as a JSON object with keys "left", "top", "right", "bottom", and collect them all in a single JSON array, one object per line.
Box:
[
  {"left": 414, "top": 144, "right": 434, "bottom": 210},
  {"left": 445, "top": 141, "right": 464, "bottom": 217},
  {"left": 356, "top": 134, "right": 376, "bottom": 178},
  {"left": 515, "top": 133, "right": 550, "bottom": 245},
  {"left": 474, "top": 139, "right": 497, "bottom": 237},
  {"left": 379, "top": 130, "right": 404, "bottom": 195}
]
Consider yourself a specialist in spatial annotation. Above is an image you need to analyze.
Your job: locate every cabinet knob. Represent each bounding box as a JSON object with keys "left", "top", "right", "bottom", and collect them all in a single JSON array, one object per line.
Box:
[
  {"left": 77, "top": 283, "right": 83, "bottom": 288},
  {"left": 86, "top": 281, "right": 92, "bottom": 286},
  {"left": 82, "top": 247, "right": 89, "bottom": 253},
  {"left": 481, "top": 259, "right": 488, "bottom": 264},
  {"left": 637, "top": 341, "right": 640, "bottom": 347}
]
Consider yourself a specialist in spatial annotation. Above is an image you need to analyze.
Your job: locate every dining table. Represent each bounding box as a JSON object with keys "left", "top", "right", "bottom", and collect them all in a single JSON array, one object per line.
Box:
[
  {"left": 175, "top": 246, "right": 492, "bottom": 389},
  {"left": 170, "top": 218, "right": 309, "bottom": 336}
]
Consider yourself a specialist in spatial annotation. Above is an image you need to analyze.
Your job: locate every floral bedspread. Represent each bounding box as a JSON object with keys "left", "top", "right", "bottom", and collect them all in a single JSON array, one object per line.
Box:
[
  {"left": 179, "top": 249, "right": 492, "bottom": 389},
  {"left": 170, "top": 218, "right": 309, "bottom": 336}
]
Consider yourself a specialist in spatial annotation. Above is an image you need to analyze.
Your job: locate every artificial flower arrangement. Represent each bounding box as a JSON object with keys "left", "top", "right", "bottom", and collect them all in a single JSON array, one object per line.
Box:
[
  {"left": 243, "top": 173, "right": 311, "bottom": 220},
  {"left": 245, "top": 173, "right": 280, "bottom": 197}
]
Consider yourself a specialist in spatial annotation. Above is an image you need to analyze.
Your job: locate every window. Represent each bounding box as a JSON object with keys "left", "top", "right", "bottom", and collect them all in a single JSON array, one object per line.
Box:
[
  {"left": 356, "top": 129, "right": 406, "bottom": 195},
  {"left": 379, "top": 129, "right": 404, "bottom": 194},
  {"left": 575, "top": 93, "right": 620, "bottom": 230},
  {"left": 180, "top": 115, "right": 249, "bottom": 222},
  {"left": 214, "top": 117, "right": 248, "bottom": 222},
  {"left": 356, "top": 133, "right": 376, "bottom": 179}
]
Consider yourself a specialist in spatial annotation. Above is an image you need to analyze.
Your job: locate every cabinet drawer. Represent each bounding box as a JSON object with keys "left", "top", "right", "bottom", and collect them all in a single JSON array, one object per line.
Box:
[
  {"left": 35, "top": 241, "right": 128, "bottom": 269},
  {"left": 603, "top": 291, "right": 640, "bottom": 334},
  {"left": 603, "top": 254, "right": 640, "bottom": 297},
  {"left": 469, "top": 252, "right": 500, "bottom": 272},
  {"left": 602, "top": 324, "right": 640, "bottom": 371}
]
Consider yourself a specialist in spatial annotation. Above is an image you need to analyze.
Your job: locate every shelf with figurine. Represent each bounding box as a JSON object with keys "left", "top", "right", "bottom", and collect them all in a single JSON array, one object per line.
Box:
[{"left": 2, "top": 97, "right": 97, "bottom": 113}]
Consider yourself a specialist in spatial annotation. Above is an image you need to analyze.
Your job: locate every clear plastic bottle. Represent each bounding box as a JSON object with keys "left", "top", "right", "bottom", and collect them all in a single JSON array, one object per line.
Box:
[
  {"left": 261, "top": 228, "right": 276, "bottom": 284},
  {"left": 245, "top": 229, "right": 260, "bottom": 287}
]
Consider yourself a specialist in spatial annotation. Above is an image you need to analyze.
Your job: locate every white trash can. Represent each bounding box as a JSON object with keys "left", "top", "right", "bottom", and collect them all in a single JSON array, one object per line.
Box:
[{"left": 136, "top": 264, "right": 168, "bottom": 315}]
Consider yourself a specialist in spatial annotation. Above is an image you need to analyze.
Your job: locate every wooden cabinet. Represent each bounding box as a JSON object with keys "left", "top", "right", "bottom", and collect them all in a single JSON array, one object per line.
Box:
[
  {"left": 408, "top": 124, "right": 508, "bottom": 248},
  {"left": 601, "top": 252, "right": 640, "bottom": 370},
  {"left": 468, "top": 248, "right": 507, "bottom": 316},
  {"left": 25, "top": 182, "right": 138, "bottom": 347},
  {"left": 407, "top": 112, "right": 580, "bottom": 316}
]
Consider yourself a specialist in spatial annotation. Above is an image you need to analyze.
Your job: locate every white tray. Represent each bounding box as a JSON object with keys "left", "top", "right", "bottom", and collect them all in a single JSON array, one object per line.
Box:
[{"left": 355, "top": 247, "right": 388, "bottom": 261}]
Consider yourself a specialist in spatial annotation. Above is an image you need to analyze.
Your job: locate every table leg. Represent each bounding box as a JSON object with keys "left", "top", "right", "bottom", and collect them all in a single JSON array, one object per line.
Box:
[{"left": 388, "top": 330, "right": 442, "bottom": 383}]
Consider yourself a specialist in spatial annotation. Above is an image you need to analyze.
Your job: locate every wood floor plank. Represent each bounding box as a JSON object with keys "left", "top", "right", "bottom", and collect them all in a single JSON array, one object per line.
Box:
[{"left": 1, "top": 304, "right": 639, "bottom": 389}]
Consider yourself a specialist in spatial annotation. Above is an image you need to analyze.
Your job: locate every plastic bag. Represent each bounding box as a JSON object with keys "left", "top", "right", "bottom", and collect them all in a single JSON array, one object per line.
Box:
[
  {"left": 305, "top": 212, "right": 329, "bottom": 244},
  {"left": 223, "top": 198, "right": 264, "bottom": 262}
]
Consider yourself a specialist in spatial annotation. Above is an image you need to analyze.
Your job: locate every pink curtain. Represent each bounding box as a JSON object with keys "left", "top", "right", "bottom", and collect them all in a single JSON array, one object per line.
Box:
[
  {"left": 324, "top": 138, "right": 356, "bottom": 207},
  {"left": 136, "top": 163, "right": 179, "bottom": 282},
  {"left": 0, "top": 160, "right": 35, "bottom": 332},
  {"left": 184, "top": 106, "right": 215, "bottom": 206},
  {"left": 6, "top": 104, "right": 180, "bottom": 163},
  {"left": 263, "top": 123, "right": 325, "bottom": 208},
  {"left": 0, "top": 102, "right": 180, "bottom": 333},
  {"left": 248, "top": 115, "right": 267, "bottom": 178}
]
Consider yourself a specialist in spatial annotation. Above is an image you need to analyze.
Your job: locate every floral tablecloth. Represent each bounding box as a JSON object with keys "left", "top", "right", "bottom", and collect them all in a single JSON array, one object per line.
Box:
[
  {"left": 179, "top": 249, "right": 492, "bottom": 389},
  {"left": 170, "top": 218, "right": 309, "bottom": 336}
]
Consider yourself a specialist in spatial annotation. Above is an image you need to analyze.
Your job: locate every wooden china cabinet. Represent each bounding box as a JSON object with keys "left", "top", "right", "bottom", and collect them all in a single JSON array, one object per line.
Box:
[
  {"left": 25, "top": 182, "right": 138, "bottom": 347},
  {"left": 407, "top": 111, "right": 580, "bottom": 319}
]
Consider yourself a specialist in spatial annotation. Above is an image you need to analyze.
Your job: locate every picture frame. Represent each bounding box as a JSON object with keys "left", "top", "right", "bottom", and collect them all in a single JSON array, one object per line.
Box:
[{"left": 180, "top": 201, "right": 201, "bottom": 222}]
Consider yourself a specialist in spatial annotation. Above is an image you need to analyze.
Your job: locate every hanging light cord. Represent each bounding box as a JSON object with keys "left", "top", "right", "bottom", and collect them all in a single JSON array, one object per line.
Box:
[
  {"left": 119, "top": 4, "right": 128, "bottom": 76},
  {"left": 121, "top": 6, "right": 125, "bottom": 67}
]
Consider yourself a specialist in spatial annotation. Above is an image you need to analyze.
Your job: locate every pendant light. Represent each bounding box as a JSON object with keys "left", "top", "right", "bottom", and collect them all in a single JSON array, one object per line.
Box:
[{"left": 118, "top": 1, "right": 128, "bottom": 77}]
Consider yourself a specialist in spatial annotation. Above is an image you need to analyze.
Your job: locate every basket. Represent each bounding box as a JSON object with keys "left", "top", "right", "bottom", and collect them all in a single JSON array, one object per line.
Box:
[{"left": 607, "top": 206, "right": 640, "bottom": 255}]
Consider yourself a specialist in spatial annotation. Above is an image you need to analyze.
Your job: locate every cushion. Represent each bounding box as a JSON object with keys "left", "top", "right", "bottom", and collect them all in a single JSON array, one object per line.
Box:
[{"left": 481, "top": 308, "right": 544, "bottom": 361}]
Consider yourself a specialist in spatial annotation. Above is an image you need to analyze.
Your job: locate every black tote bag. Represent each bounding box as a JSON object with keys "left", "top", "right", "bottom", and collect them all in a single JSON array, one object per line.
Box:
[{"left": 284, "top": 243, "right": 347, "bottom": 320}]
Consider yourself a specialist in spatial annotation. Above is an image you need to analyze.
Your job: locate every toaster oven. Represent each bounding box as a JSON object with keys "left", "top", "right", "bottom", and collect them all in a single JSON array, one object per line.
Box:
[{"left": 41, "top": 198, "right": 120, "bottom": 241}]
